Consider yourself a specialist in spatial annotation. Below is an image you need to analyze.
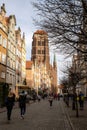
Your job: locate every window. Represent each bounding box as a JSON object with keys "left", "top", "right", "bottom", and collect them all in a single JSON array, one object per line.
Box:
[
  {"left": 38, "top": 41, "right": 41, "bottom": 46},
  {"left": 10, "top": 44, "right": 13, "bottom": 52},
  {"left": 42, "top": 50, "right": 45, "bottom": 54},
  {"left": 10, "top": 60, "right": 12, "bottom": 68},
  {"left": 6, "top": 72, "right": 9, "bottom": 81},
  {"left": 1, "top": 53, "right": 6, "bottom": 64},
  {"left": 1, "top": 72, "right": 5, "bottom": 79},
  {"left": 0, "top": 23, "right": 2, "bottom": 28},
  {"left": 0, "top": 34, "right": 2, "bottom": 45},
  {"left": 16, "top": 61, "right": 19, "bottom": 69},
  {"left": 42, "top": 41, "right": 44, "bottom": 46},
  {"left": 13, "top": 62, "right": 15, "bottom": 69},
  {"left": 8, "top": 42, "right": 10, "bottom": 50},
  {"left": 3, "top": 38, "right": 7, "bottom": 48},
  {"left": 13, "top": 47, "right": 15, "bottom": 54},
  {"left": 22, "top": 61, "right": 26, "bottom": 68},
  {"left": 7, "top": 58, "right": 10, "bottom": 66},
  {"left": 38, "top": 50, "right": 41, "bottom": 54}
]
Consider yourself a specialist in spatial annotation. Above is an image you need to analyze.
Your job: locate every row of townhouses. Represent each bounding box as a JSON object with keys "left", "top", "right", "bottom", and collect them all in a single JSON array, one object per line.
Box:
[{"left": 0, "top": 3, "right": 26, "bottom": 104}]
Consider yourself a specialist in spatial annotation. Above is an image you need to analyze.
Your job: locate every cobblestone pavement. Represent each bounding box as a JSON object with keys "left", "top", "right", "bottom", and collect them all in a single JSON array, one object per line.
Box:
[
  {"left": 0, "top": 99, "right": 73, "bottom": 130},
  {"left": 62, "top": 99, "right": 87, "bottom": 130}
]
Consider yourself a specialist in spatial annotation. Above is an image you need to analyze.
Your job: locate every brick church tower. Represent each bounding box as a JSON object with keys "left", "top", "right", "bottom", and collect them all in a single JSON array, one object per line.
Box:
[
  {"left": 26, "top": 30, "right": 58, "bottom": 94},
  {"left": 31, "top": 30, "right": 50, "bottom": 69}
]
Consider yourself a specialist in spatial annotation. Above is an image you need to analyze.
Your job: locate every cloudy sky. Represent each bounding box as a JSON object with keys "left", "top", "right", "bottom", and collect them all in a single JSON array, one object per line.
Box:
[{"left": 0, "top": 0, "right": 72, "bottom": 84}]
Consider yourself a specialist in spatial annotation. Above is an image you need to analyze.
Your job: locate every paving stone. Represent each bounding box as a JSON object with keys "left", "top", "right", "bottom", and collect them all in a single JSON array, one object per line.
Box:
[{"left": 0, "top": 99, "right": 74, "bottom": 130}]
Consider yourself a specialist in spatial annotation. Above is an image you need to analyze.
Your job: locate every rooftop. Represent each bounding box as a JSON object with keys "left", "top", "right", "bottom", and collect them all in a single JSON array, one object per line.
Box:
[
  {"left": 34, "top": 30, "right": 47, "bottom": 35},
  {"left": 26, "top": 61, "right": 32, "bottom": 69}
]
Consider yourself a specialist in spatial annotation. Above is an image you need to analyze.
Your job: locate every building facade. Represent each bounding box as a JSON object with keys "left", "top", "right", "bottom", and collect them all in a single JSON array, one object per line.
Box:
[
  {"left": 26, "top": 30, "right": 58, "bottom": 94},
  {"left": 6, "top": 15, "right": 16, "bottom": 92},
  {"left": 26, "top": 61, "right": 33, "bottom": 88},
  {"left": 21, "top": 33, "right": 26, "bottom": 84},
  {"left": 0, "top": 3, "right": 26, "bottom": 98},
  {"left": 0, "top": 4, "right": 8, "bottom": 84},
  {"left": 15, "top": 27, "right": 22, "bottom": 85}
]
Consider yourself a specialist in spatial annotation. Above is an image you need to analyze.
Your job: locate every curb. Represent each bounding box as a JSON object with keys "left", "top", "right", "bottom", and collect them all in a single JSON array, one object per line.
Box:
[
  {"left": 60, "top": 100, "right": 75, "bottom": 130},
  {"left": 64, "top": 105, "right": 75, "bottom": 130}
]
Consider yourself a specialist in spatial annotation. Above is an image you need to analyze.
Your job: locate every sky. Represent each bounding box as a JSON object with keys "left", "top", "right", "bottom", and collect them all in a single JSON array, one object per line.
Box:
[
  {"left": 0, "top": 0, "right": 37, "bottom": 59},
  {"left": 0, "top": 0, "right": 72, "bottom": 84}
]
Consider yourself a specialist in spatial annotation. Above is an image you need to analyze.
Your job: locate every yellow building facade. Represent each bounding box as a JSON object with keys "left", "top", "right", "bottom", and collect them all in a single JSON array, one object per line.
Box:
[
  {"left": 0, "top": 4, "right": 26, "bottom": 98},
  {"left": 0, "top": 4, "right": 8, "bottom": 83}
]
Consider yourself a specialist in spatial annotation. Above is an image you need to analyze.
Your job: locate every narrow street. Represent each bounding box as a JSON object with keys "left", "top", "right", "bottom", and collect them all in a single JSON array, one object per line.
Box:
[{"left": 0, "top": 99, "right": 73, "bottom": 130}]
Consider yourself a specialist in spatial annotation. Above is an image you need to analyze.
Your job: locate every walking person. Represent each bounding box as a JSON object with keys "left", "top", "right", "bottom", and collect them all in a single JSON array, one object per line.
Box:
[
  {"left": 18, "top": 91, "right": 27, "bottom": 119},
  {"left": 78, "top": 91, "right": 84, "bottom": 110},
  {"left": 37, "top": 95, "right": 41, "bottom": 102},
  {"left": 5, "top": 91, "right": 15, "bottom": 121},
  {"left": 48, "top": 94, "right": 53, "bottom": 107}
]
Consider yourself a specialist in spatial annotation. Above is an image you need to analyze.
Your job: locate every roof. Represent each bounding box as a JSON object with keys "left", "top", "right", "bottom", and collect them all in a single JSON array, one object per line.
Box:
[
  {"left": 26, "top": 61, "right": 32, "bottom": 69},
  {"left": 5, "top": 15, "right": 16, "bottom": 26},
  {"left": 34, "top": 30, "right": 47, "bottom": 35}
]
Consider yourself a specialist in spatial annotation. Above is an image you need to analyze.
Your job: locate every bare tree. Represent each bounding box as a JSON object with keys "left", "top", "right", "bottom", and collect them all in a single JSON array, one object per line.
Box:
[
  {"left": 60, "top": 77, "right": 69, "bottom": 93},
  {"left": 60, "top": 65, "right": 83, "bottom": 93},
  {"left": 60, "top": 65, "right": 85, "bottom": 117},
  {"left": 32, "top": 0, "right": 87, "bottom": 56}
]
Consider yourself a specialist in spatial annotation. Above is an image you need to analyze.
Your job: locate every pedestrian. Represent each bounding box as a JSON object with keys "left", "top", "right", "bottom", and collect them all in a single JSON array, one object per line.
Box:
[
  {"left": 57, "top": 93, "right": 60, "bottom": 101},
  {"left": 5, "top": 91, "right": 15, "bottom": 121},
  {"left": 72, "top": 92, "right": 77, "bottom": 110},
  {"left": 18, "top": 91, "right": 27, "bottom": 119},
  {"left": 78, "top": 91, "right": 84, "bottom": 110},
  {"left": 37, "top": 95, "right": 41, "bottom": 102},
  {"left": 48, "top": 94, "right": 53, "bottom": 107},
  {"left": 66, "top": 93, "right": 69, "bottom": 107}
]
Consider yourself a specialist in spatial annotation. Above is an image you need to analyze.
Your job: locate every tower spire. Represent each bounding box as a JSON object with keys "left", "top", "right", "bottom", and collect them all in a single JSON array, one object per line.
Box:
[{"left": 0, "top": 3, "right": 6, "bottom": 17}]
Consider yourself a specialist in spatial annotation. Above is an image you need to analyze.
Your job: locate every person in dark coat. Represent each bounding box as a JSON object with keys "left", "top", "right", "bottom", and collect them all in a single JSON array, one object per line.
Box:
[
  {"left": 5, "top": 91, "right": 15, "bottom": 121},
  {"left": 19, "top": 91, "right": 27, "bottom": 119},
  {"left": 48, "top": 95, "right": 53, "bottom": 107},
  {"left": 78, "top": 91, "right": 84, "bottom": 110}
]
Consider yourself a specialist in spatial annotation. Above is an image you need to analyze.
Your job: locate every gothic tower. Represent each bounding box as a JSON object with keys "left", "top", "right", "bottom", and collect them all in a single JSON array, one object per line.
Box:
[
  {"left": 30, "top": 30, "right": 58, "bottom": 94},
  {"left": 31, "top": 30, "right": 50, "bottom": 68}
]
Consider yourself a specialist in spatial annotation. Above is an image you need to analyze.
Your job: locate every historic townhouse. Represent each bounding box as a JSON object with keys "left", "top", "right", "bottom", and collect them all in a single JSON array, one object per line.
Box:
[
  {"left": 0, "top": 4, "right": 26, "bottom": 103},
  {"left": 6, "top": 15, "right": 16, "bottom": 93},
  {"left": 26, "top": 61, "right": 33, "bottom": 88},
  {"left": 21, "top": 33, "right": 26, "bottom": 84},
  {"left": 0, "top": 4, "right": 8, "bottom": 84},
  {"left": 15, "top": 27, "right": 22, "bottom": 85},
  {"left": 0, "top": 4, "right": 8, "bottom": 106}
]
